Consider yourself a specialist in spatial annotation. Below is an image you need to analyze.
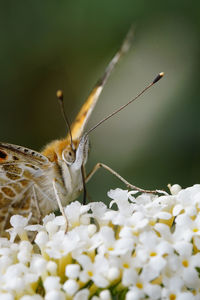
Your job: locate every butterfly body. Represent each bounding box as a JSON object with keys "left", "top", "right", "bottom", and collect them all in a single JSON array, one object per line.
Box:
[{"left": 0, "top": 136, "right": 89, "bottom": 234}]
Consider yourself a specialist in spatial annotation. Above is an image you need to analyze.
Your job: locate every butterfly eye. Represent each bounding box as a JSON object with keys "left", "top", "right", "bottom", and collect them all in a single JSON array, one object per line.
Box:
[{"left": 62, "top": 148, "right": 76, "bottom": 165}]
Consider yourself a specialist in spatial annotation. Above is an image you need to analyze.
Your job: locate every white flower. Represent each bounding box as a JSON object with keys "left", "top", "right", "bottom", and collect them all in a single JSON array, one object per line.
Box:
[
  {"left": 65, "top": 264, "right": 80, "bottom": 279},
  {"left": 168, "top": 184, "right": 182, "bottom": 195},
  {"left": 17, "top": 241, "right": 33, "bottom": 264},
  {"left": 89, "top": 202, "right": 108, "bottom": 226},
  {"left": 173, "top": 185, "right": 200, "bottom": 217},
  {"left": 20, "top": 295, "right": 43, "bottom": 300},
  {"left": 167, "top": 251, "right": 200, "bottom": 289},
  {"left": 126, "top": 278, "right": 161, "bottom": 299},
  {"left": 99, "top": 290, "right": 111, "bottom": 300},
  {"left": 0, "top": 294, "right": 14, "bottom": 300},
  {"left": 105, "top": 189, "right": 138, "bottom": 226},
  {"left": 174, "top": 213, "right": 200, "bottom": 243},
  {"left": 136, "top": 231, "right": 171, "bottom": 266},
  {"left": 44, "top": 290, "right": 65, "bottom": 300},
  {"left": 65, "top": 201, "right": 91, "bottom": 227},
  {"left": 44, "top": 276, "right": 61, "bottom": 292},
  {"left": 161, "top": 275, "right": 184, "bottom": 299},
  {"left": 76, "top": 254, "right": 109, "bottom": 287},
  {"left": 63, "top": 279, "right": 79, "bottom": 296},
  {"left": 35, "top": 231, "right": 49, "bottom": 249},
  {"left": 7, "top": 214, "right": 32, "bottom": 242},
  {"left": 73, "top": 288, "right": 89, "bottom": 300},
  {"left": 44, "top": 230, "right": 76, "bottom": 259},
  {"left": 1, "top": 184, "right": 200, "bottom": 299},
  {"left": 46, "top": 261, "right": 57, "bottom": 275},
  {"left": 94, "top": 225, "right": 135, "bottom": 257},
  {"left": 87, "top": 224, "right": 97, "bottom": 237},
  {"left": 30, "top": 255, "right": 47, "bottom": 276},
  {"left": 106, "top": 267, "right": 120, "bottom": 281}
]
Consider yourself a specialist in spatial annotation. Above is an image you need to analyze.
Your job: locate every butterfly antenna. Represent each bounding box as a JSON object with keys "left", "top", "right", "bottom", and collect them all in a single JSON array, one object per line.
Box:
[
  {"left": 56, "top": 90, "right": 73, "bottom": 148},
  {"left": 85, "top": 72, "right": 164, "bottom": 137}
]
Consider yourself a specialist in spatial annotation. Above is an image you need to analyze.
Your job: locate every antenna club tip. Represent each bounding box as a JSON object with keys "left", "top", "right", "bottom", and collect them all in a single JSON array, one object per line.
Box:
[
  {"left": 56, "top": 89, "right": 63, "bottom": 100},
  {"left": 153, "top": 72, "right": 165, "bottom": 84}
]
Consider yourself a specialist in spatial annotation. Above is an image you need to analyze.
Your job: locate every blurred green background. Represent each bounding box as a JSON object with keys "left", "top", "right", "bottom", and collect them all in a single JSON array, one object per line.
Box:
[{"left": 0, "top": 1, "right": 200, "bottom": 203}]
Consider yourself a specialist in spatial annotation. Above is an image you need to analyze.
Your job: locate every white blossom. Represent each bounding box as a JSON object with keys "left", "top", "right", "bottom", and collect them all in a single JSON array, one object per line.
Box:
[
  {"left": 0, "top": 184, "right": 200, "bottom": 299},
  {"left": 62, "top": 279, "right": 79, "bottom": 295}
]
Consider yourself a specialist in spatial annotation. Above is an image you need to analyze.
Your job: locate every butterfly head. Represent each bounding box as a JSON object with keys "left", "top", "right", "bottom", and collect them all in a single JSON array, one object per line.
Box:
[{"left": 42, "top": 134, "right": 89, "bottom": 171}]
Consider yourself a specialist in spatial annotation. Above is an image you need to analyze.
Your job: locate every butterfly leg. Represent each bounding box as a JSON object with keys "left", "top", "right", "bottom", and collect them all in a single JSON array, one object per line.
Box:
[
  {"left": 81, "top": 165, "right": 87, "bottom": 205},
  {"left": 32, "top": 186, "right": 42, "bottom": 223},
  {"left": 52, "top": 179, "right": 68, "bottom": 232},
  {"left": 86, "top": 163, "right": 165, "bottom": 194}
]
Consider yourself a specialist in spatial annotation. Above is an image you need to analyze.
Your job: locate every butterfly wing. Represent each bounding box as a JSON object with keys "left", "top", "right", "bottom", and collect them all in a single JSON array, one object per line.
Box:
[
  {"left": 68, "top": 27, "right": 134, "bottom": 141},
  {"left": 0, "top": 143, "right": 52, "bottom": 235}
]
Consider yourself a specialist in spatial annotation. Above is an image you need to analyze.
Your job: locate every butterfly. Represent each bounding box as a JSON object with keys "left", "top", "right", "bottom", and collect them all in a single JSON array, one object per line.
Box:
[{"left": 0, "top": 27, "right": 164, "bottom": 236}]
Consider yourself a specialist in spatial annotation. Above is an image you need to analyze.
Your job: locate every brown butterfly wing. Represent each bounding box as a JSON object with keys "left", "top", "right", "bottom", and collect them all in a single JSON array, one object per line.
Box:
[
  {"left": 68, "top": 27, "right": 134, "bottom": 141},
  {"left": 0, "top": 143, "right": 52, "bottom": 235}
]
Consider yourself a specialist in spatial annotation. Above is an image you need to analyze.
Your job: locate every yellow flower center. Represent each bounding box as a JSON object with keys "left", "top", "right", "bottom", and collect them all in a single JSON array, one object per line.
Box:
[
  {"left": 132, "top": 231, "right": 139, "bottom": 236},
  {"left": 193, "top": 228, "right": 198, "bottom": 232},
  {"left": 182, "top": 260, "right": 189, "bottom": 267},
  {"left": 108, "top": 247, "right": 114, "bottom": 251},
  {"left": 123, "top": 263, "right": 130, "bottom": 269},
  {"left": 88, "top": 271, "right": 93, "bottom": 277},
  {"left": 170, "top": 294, "right": 176, "bottom": 300},
  {"left": 149, "top": 220, "right": 156, "bottom": 226},
  {"left": 150, "top": 252, "right": 157, "bottom": 257},
  {"left": 136, "top": 282, "right": 143, "bottom": 289}
]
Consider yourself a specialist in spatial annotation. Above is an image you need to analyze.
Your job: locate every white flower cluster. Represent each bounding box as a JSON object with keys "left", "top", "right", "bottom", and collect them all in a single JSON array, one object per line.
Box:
[{"left": 1, "top": 184, "right": 200, "bottom": 299}]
